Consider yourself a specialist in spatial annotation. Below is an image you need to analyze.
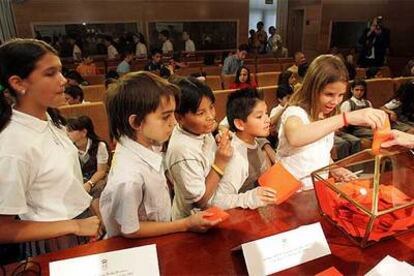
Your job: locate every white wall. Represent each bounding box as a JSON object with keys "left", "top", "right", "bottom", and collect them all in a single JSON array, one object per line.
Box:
[{"left": 248, "top": 0, "right": 277, "bottom": 31}]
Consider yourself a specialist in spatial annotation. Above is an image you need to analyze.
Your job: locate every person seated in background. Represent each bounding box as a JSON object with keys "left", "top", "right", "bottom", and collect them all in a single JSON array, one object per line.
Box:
[
  {"left": 267, "top": 26, "right": 282, "bottom": 54},
  {"left": 255, "top": 21, "right": 268, "bottom": 54},
  {"left": 248, "top": 29, "right": 259, "bottom": 53},
  {"left": 287, "top": 51, "right": 307, "bottom": 75},
  {"left": 66, "top": 116, "right": 110, "bottom": 199},
  {"left": 222, "top": 44, "right": 248, "bottom": 75},
  {"left": 273, "top": 40, "right": 288, "bottom": 58},
  {"left": 134, "top": 33, "right": 148, "bottom": 59},
  {"left": 182, "top": 31, "right": 196, "bottom": 54},
  {"left": 65, "top": 70, "right": 88, "bottom": 86},
  {"left": 159, "top": 30, "right": 174, "bottom": 55},
  {"left": 144, "top": 48, "right": 163, "bottom": 72},
  {"left": 211, "top": 88, "right": 277, "bottom": 210},
  {"left": 229, "top": 66, "right": 257, "bottom": 90},
  {"left": 381, "top": 81, "right": 414, "bottom": 134},
  {"left": 366, "top": 67, "right": 382, "bottom": 79},
  {"left": 104, "top": 36, "right": 119, "bottom": 60},
  {"left": 76, "top": 55, "right": 98, "bottom": 77},
  {"left": 116, "top": 51, "right": 135, "bottom": 76},
  {"left": 64, "top": 85, "right": 84, "bottom": 105},
  {"left": 402, "top": 59, "right": 414, "bottom": 77},
  {"left": 278, "top": 70, "right": 297, "bottom": 91}
]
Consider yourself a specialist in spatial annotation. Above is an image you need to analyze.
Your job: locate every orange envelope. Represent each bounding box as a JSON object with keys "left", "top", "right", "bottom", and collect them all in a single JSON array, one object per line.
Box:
[
  {"left": 372, "top": 117, "right": 392, "bottom": 154},
  {"left": 258, "top": 162, "right": 303, "bottom": 205},
  {"left": 203, "top": 206, "right": 230, "bottom": 222},
  {"left": 315, "top": 266, "right": 343, "bottom": 276}
]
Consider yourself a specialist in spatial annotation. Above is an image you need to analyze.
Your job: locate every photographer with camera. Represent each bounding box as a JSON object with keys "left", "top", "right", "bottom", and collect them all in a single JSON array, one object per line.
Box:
[{"left": 358, "top": 16, "right": 390, "bottom": 68}]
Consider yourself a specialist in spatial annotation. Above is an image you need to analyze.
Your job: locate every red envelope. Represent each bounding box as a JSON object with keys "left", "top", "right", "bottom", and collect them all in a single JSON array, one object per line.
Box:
[
  {"left": 203, "top": 206, "right": 230, "bottom": 222},
  {"left": 258, "top": 162, "right": 303, "bottom": 205},
  {"left": 315, "top": 266, "right": 343, "bottom": 276},
  {"left": 372, "top": 117, "right": 392, "bottom": 154}
]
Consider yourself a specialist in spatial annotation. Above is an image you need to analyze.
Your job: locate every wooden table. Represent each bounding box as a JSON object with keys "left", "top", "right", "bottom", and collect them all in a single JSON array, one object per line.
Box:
[{"left": 6, "top": 190, "right": 414, "bottom": 275}]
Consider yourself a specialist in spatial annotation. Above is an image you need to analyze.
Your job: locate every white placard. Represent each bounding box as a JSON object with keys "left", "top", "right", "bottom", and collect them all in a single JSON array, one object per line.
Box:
[
  {"left": 365, "top": 255, "right": 414, "bottom": 276},
  {"left": 242, "top": 222, "right": 331, "bottom": 276},
  {"left": 49, "top": 244, "right": 160, "bottom": 276}
]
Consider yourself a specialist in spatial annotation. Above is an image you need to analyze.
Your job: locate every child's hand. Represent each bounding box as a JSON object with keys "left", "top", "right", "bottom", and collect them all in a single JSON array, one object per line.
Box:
[
  {"left": 74, "top": 216, "right": 100, "bottom": 236},
  {"left": 214, "top": 128, "right": 233, "bottom": 170},
  {"left": 257, "top": 187, "right": 277, "bottom": 205},
  {"left": 186, "top": 211, "right": 221, "bottom": 233},
  {"left": 330, "top": 167, "right": 358, "bottom": 182},
  {"left": 347, "top": 108, "right": 387, "bottom": 129},
  {"left": 381, "top": 129, "right": 414, "bottom": 149}
]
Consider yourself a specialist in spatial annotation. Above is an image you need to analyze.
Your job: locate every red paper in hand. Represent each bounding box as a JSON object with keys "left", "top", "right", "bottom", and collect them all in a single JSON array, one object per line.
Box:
[
  {"left": 372, "top": 117, "right": 392, "bottom": 154},
  {"left": 315, "top": 266, "right": 343, "bottom": 276},
  {"left": 258, "top": 162, "right": 302, "bottom": 205},
  {"left": 203, "top": 206, "right": 230, "bottom": 222}
]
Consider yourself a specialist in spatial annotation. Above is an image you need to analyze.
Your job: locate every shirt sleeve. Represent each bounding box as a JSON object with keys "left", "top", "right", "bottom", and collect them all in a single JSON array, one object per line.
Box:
[
  {"left": 97, "top": 142, "right": 109, "bottom": 165},
  {"left": 211, "top": 154, "right": 264, "bottom": 210},
  {"left": 0, "top": 156, "right": 31, "bottom": 215},
  {"left": 340, "top": 101, "right": 351, "bottom": 113},
  {"left": 384, "top": 99, "right": 401, "bottom": 110},
  {"left": 113, "top": 179, "right": 143, "bottom": 235},
  {"left": 169, "top": 158, "right": 207, "bottom": 204},
  {"left": 222, "top": 57, "right": 231, "bottom": 75},
  {"left": 281, "top": 106, "right": 309, "bottom": 125}
]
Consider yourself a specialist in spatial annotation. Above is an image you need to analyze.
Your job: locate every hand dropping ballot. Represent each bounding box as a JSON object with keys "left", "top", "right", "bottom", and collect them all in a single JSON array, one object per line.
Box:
[
  {"left": 241, "top": 222, "right": 331, "bottom": 276},
  {"left": 49, "top": 244, "right": 160, "bottom": 276}
]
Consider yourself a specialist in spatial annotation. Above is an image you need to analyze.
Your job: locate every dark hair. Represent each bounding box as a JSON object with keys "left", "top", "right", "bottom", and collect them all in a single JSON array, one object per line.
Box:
[
  {"left": 366, "top": 67, "right": 380, "bottom": 79},
  {"left": 64, "top": 85, "right": 84, "bottom": 103},
  {"left": 0, "top": 38, "right": 64, "bottom": 132},
  {"left": 276, "top": 84, "right": 293, "bottom": 100},
  {"left": 66, "top": 115, "right": 101, "bottom": 142},
  {"left": 173, "top": 77, "right": 215, "bottom": 115},
  {"left": 345, "top": 62, "right": 356, "bottom": 80},
  {"left": 226, "top": 88, "right": 262, "bottom": 132},
  {"left": 106, "top": 71, "right": 180, "bottom": 141},
  {"left": 160, "top": 66, "right": 172, "bottom": 79},
  {"left": 234, "top": 66, "right": 252, "bottom": 84},
  {"left": 402, "top": 59, "right": 414, "bottom": 76},
  {"left": 238, "top": 44, "right": 249, "bottom": 52},
  {"left": 151, "top": 48, "right": 162, "bottom": 57},
  {"left": 105, "top": 70, "right": 119, "bottom": 80},
  {"left": 160, "top": 30, "right": 170, "bottom": 39},
  {"left": 278, "top": 70, "right": 294, "bottom": 86},
  {"left": 65, "top": 70, "right": 86, "bottom": 85},
  {"left": 298, "top": 63, "right": 309, "bottom": 78},
  {"left": 394, "top": 81, "right": 414, "bottom": 117},
  {"left": 351, "top": 79, "right": 367, "bottom": 90}
]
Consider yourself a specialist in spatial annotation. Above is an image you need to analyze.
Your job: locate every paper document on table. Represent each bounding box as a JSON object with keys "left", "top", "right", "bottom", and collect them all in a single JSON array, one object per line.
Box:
[
  {"left": 365, "top": 255, "right": 414, "bottom": 276},
  {"left": 242, "top": 222, "right": 331, "bottom": 276},
  {"left": 49, "top": 244, "right": 160, "bottom": 276}
]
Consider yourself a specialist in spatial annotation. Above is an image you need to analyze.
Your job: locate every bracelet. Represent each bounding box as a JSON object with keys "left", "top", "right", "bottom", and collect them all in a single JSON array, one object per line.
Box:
[
  {"left": 342, "top": 112, "right": 348, "bottom": 127},
  {"left": 211, "top": 163, "right": 224, "bottom": 177},
  {"left": 87, "top": 180, "right": 95, "bottom": 188}
]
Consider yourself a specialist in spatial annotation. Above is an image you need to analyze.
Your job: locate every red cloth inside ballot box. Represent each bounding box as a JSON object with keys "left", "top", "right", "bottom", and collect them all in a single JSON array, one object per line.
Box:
[{"left": 315, "top": 178, "right": 414, "bottom": 241}]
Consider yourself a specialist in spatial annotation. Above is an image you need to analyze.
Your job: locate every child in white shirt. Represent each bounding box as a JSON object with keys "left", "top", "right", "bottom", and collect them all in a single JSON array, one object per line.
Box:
[
  {"left": 100, "top": 72, "right": 219, "bottom": 239},
  {"left": 276, "top": 55, "right": 388, "bottom": 189},
  {"left": 211, "top": 89, "right": 277, "bottom": 210}
]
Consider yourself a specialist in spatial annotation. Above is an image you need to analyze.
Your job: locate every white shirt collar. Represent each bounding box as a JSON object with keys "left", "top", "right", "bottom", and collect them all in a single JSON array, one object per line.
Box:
[
  {"left": 176, "top": 125, "right": 207, "bottom": 141},
  {"left": 11, "top": 109, "right": 50, "bottom": 133},
  {"left": 233, "top": 134, "right": 258, "bottom": 149},
  {"left": 119, "top": 136, "right": 163, "bottom": 172}
]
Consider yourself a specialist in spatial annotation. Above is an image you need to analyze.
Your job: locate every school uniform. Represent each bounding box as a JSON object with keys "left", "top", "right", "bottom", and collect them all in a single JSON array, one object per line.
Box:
[
  {"left": 340, "top": 96, "right": 373, "bottom": 137},
  {"left": 100, "top": 136, "right": 171, "bottom": 238},
  {"left": 162, "top": 40, "right": 174, "bottom": 54},
  {"left": 276, "top": 106, "right": 334, "bottom": 189},
  {"left": 211, "top": 135, "right": 269, "bottom": 210},
  {"left": 107, "top": 45, "right": 119, "bottom": 60},
  {"left": 185, "top": 39, "right": 196, "bottom": 52},
  {"left": 135, "top": 42, "right": 147, "bottom": 57},
  {"left": 0, "top": 110, "right": 92, "bottom": 256},
  {"left": 165, "top": 125, "right": 216, "bottom": 219}
]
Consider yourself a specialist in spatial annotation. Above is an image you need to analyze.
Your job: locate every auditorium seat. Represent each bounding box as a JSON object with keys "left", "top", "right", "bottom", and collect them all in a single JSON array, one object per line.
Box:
[
  {"left": 256, "top": 63, "right": 282, "bottom": 73},
  {"left": 393, "top": 76, "right": 414, "bottom": 91},
  {"left": 258, "top": 86, "right": 278, "bottom": 110},
  {"left": 82, "top": 84, "right": 107, "bottom": 103},
  {"left": 365, "top": 78, "right": 394, "bottom": 108},
  {"left": 256, "top": 72, "right": 281, "bottom": 87},
  {"left": 84, "top": 74, "right": 105, "bottom": 85},
  {"left": 213, "top": 89, "right": 237, "bottom": 121},
  {"left": 205, "top": 75, "right": 223, "bottom": 90}
]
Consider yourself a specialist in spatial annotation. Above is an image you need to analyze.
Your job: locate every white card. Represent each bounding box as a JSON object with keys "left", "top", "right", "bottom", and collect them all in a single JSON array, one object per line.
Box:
[
  {"left": 49, "top": 244, "right": 160, "bottom": 276},
  {"left": 242, "top": 222, "right": 331, "bottom": 276},
  {"left": 365, "top": 255, "right": 414, "bottom": 276}
]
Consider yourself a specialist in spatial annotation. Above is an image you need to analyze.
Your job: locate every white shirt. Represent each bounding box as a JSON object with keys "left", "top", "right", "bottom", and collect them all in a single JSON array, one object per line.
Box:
[
  {"left": 73, "top": 44, "right": 82, "bottom": 61},
  {"left": 135, "top": 42, "right": 147, "bottom": 57},
  {"left": 384, "top": 99, "right": 401, "bottom": 110},
  {"left": 0, "top": 110, "right": 91, "bottom": 221},
  {"left": 340, "top": 96, "right": 372, "bottom": 113},
  {"left": 165, "top": 126, "right": 216, "bottom": 219},
  {"left": 211, "top": 135, "right": 267, "bottom": 210},
  {"left": 107, "top": 45, "right": 119, "bottom": 59},
  {"left": 185, "top": 39, "right": 196, "bottom": 52},
  {"left": 100, "top": 136, "right": 171, "bottom": 238},
  {"left": 162, "top": 40, "right": 174, "bottom": 54},
  {"left": 276, "top": 106, "right": 334, "bottom": 189},
  {"left": 78, "top": 138, "right": 109, "bottom": 165}
]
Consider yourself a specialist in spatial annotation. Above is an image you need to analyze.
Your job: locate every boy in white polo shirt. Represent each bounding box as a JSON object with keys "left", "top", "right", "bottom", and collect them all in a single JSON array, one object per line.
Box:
[
  {"left": 100, "top": 72, "right": 219, "bottom": 239},
  {"left": 211, "top": 89, "right": 277, "bottom": 209},
  {"left": 166, "top": 77, "right": 233, "bottom": 219}
]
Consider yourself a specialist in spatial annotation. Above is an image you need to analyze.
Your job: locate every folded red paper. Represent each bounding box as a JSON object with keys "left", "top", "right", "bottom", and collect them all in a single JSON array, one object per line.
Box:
[
  {"left": 258, "top": 162, "right": 303, "bottom": 205},
  {"left": 372, "top": 116, "right": 392, "bottom": 154},
  {"left": 315, "top": 266, "right": 343, "bottom": 276},
  {"left": 203, "top": 206, "right": 230, "bottom": 222}
]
